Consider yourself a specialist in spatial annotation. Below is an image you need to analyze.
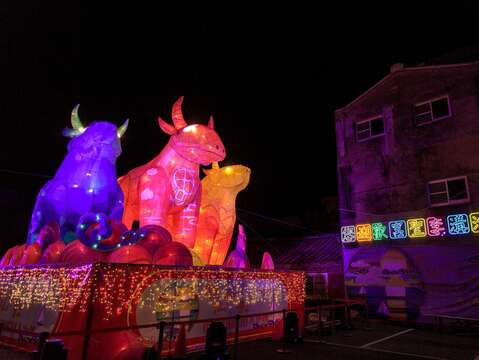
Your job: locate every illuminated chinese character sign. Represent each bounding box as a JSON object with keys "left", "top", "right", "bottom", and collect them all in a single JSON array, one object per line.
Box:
[
  {"left": 447, "top": 214, "right": 470, "bottom": 235},
  {"left": 341, "top": 226, "right": 356, "bottom": 243},
  {"left": 356, "top": 224, "right": 372, "bottom": 242},
  {"left": 469, "top": 212, "right": 479, "bottom": 234},
  {"left": 426, "top": 217, "right": 446, "bottom": 237},
  {"left": 341, "top": 211, "right": 479, "bottom": 244},
  {"left": 372, "top": 223, "right": 388, "bottom": 241},
  {"left": 407, "top": 218, "right": 426, "bottom": 238},
  {"left": 388, "top": 220, "right": 407, "bottom": 240}
]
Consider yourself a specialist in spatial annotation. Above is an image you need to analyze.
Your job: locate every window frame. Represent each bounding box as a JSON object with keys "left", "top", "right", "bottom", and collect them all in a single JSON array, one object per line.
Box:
[
  {"left": 414, "top": 95, "right": 452, "bottom": 127},
  {"left": 355, "top": 115, "right": 385, "bottom": 143},
  {"left": 428, "top": 175, "right": 470, "bottom": 207}
]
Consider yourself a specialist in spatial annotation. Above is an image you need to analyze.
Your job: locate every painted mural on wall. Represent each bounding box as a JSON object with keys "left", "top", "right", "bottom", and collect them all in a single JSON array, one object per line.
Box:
[
  {"left": 345, "top": 246, "right": 423, "bottom": 321},
  {"left": 344, "top": 242, "right": 479, "bottom": 321}
]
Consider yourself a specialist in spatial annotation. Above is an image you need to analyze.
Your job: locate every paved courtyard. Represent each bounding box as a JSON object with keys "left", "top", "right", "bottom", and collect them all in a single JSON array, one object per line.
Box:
[{"left": 2, "top": 320, "right": 479, "bottom": 359}]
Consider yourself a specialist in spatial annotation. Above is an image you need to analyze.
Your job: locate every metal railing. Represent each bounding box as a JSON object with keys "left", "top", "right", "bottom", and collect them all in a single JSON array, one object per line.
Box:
[{"left": 0, "top": 298, "right": 368, "bottom": 359}]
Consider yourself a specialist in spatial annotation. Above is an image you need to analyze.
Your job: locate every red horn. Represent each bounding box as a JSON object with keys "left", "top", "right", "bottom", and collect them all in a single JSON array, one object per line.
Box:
[
  {"left": 171, "top": 96, "right": 188, "bottom": 130},
  {"left": 208, "top": 115, "right": 214, "bottom": 130}
]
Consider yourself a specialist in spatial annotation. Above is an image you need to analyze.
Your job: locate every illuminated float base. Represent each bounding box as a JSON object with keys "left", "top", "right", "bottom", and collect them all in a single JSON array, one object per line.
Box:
[{"left": 0, "top": 263, "right": 304, "bottom": 359}]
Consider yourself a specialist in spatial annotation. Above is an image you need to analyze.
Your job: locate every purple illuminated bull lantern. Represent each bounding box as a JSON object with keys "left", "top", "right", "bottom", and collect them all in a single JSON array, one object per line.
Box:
[{"left": 26, "top": 105, "right": 129, "bottom": 244}]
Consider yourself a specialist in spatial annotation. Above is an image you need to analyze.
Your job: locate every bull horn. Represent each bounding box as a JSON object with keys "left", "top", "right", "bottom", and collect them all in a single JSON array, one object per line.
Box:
[
  {"left": 212, "top": 162, "right": 220, "bottom": 169},
  {"left": 171, "top": 96, "right": 188, "bottom": 130},
  {"left": 208, "top": 115, "right": 214, "bottom": 130},
  {"left": 117, "top": 119, "right": 129, "bottom": 138},
  {"left": 71, "top": 104, "right": 85, "bottom": 132}
]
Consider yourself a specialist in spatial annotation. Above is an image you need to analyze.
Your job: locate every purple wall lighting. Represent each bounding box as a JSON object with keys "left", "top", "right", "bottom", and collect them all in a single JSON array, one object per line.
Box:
[
  {"left": 447, "top": 214, "right": 470, "bottom": 235},
  {"left": 388, "top": 220, "right": 407, "bottom": 240},
  {"left": 426, "top": 216, "right": 446, "bottom": 237}
]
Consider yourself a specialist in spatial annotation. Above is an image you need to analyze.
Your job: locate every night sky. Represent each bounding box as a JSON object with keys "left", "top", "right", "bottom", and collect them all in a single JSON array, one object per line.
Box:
[{"left": 1, "top": 2, "right": 479, "bottom": 248}]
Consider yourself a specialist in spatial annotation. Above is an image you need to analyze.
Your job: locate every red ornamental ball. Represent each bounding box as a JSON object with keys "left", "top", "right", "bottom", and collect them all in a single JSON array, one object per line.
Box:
[
  {"left": 0, "top": 246, "right": 18, "bottom": 266},
  {"left": 60, "top": 240, "right": 105, "bottom": 264},
  {"left": 37, "top": 221, "right": 61, "bottom": 250},
  {"left": 136, "top": 225, "right": 172, "bottom": 255},
  {"left": 153, "top": 241, "right": 193, "bottom": 266},
  {"left": 9, "top": 244, "right": 27, "bottom": 266},
  {"left": 19, "top": 243, "right": 42, "bottom": 265},
  {"left": 108, "top": 244, "right": 152, "bottom": 264},
  {"left": 39, "top": 241, "right": 66, "bottom": 264}
]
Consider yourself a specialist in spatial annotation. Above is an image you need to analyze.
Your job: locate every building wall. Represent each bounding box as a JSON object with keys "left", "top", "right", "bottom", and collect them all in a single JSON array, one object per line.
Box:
[
  {"left": 335, "top": 63, "right": 479, "bottom": 225},
  {"left": 335, "top": 62, "right": 479, "bottom": 321}
]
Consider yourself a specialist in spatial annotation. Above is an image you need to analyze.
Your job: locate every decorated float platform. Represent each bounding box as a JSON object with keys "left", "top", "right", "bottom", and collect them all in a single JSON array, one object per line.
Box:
[
  {"left": 0, "top": 262, "right": 304, "bottom": 359},
  {"left": 0, "top": 97, "right": 305, "bottom": 358}
]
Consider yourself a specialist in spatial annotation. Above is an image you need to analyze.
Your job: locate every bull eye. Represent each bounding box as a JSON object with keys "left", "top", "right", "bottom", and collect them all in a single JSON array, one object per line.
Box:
[{"left": 215, "top": 145, "right": 219, "bottom": 150}]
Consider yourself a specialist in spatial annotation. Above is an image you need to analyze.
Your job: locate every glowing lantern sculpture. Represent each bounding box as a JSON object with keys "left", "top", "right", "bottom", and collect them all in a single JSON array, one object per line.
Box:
[
  {"left": 261, "top": 252, "right": 275, "bottom": 270},
  {"left": 223, "top": 224, "right": 250, "bottom": 268},
  {"left": 193, "top": 163, "right": 251, "bottom": 265},
  {"left": 119, "top": 97, "right": 226, "bottom": 249},
  {"left": 26, "top": 105, "right": 128, "bottom": 244}
]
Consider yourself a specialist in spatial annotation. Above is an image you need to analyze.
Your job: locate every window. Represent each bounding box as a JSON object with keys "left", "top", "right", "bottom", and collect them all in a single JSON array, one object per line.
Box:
[
  {"left": 415, "top": 96, "right": 451, "bottom": 126},
  {"left": 428, "top": 176, "right": 469, "bottom": 207},
  {"left": 355, "top": 116, "right": 384, "bottom": 142},
  {"left": 306, "top": 273, "right": 328, "bottom": 300}
]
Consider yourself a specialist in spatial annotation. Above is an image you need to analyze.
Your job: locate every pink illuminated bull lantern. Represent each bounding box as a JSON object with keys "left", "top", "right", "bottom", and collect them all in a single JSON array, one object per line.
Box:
[{"left": 119, "top": 97, "right": 226, "bottom": 248}]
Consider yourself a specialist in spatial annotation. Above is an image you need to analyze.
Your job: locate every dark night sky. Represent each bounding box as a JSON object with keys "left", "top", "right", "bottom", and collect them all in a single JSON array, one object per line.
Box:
[{"left": 1, "top": 1, "right": 479, "bottom": 245}]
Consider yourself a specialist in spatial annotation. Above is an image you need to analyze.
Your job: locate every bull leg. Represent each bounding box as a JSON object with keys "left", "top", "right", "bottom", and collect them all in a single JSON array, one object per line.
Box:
[
  {"left": 171, "top": 187, "right": 201, "bottom": 249},
  {"left": 138, "top": 168, "right": 170, "bottom": 227},
  {"left": 193, "top": 206, "right": 219, "bottom": 264},
  {"left": 110, "top": 186, "right": 125, "bottom": 222}
]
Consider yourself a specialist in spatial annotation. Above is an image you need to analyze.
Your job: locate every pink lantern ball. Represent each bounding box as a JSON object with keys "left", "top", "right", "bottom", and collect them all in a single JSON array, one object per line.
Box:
[
  {"left": 39, "top": 241, "right": 66, "bottom": 264},
  {"left": 136, "top": 225, "right": 172, "bottom": 255},
  {"left": 60, "top": 240, "right": 105, "bottom": 264},
  {"left": 108, "top": 244, "right": 152, "bottom": 264},
  {"left": 153, "top": 241, "right": 193, "bottom": 266},
  {"left": 18, "top": 243, "right": 42, "bottom": 265}
]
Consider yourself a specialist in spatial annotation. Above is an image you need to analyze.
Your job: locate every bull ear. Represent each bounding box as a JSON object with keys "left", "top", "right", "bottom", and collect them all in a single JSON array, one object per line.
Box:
[
  {"left": 62, "top": 128, "right": 82, "bottom": 138},
  {"left": 208, "top": 115, "right": 214, "bottom": 130},
  {"left": 158, "top": 117, "right": 176, "bottom": 135}
]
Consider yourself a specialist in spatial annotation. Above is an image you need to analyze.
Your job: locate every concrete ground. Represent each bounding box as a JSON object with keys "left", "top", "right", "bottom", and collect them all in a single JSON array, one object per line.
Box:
[{"left": 2, "top": 320, "right": 479, "bottom": 359}]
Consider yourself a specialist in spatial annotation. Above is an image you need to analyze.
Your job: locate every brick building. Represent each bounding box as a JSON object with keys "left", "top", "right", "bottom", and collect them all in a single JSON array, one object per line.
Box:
[{"left": 335, "top": 57, "right": 479, "bottom": 321}]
